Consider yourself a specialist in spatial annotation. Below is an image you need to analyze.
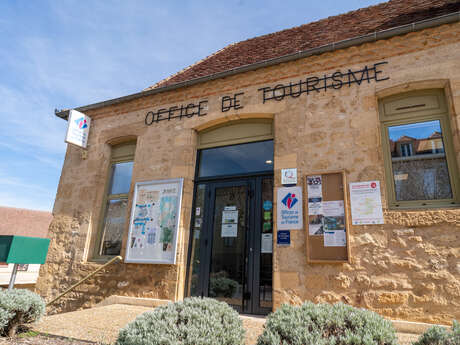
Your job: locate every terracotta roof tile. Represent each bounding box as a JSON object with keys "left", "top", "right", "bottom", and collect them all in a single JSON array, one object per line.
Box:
[
  {"left": 145, "top": 0, "right": 460, "bottom": 90},
  {"left": 0, "top": 206, "right": 52, "bottom": 238}
]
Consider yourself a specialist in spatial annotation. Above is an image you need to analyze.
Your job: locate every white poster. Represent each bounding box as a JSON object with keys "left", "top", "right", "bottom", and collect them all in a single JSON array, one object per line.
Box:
[
  {"left": 322, "top": 200, "right": 344, "bottom": 217},
  {"left": 277, "top": 186, "right": 303, "bottom": 230},
  {"left": 307, "top": 175, "right": 322, "bottom": 198},
  {"left": 221, "top": 209, "right": 238, "bottom": 237},
  {"left": 261, "top": 233, "right": 273, "bottom": 253},
  {"left": 126, "top": 178, "right": 183, "bottom": 264},
  {"left": 65, "top": 109, "right": 91, "bottom": 148},
  {"left": 308, "top": 197, "right": 323, "bottom": 215},
  {"left": 324, "top": 230, "right": 347, "bottom": 247},
  {"left": 349, "top": 181, "right": 384, "bottom": 225}
]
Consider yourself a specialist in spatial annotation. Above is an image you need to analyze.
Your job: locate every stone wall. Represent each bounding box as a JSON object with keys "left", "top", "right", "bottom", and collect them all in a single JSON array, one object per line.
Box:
[{"left": 37, "top": 21, "right": 460, "bottom": 323}]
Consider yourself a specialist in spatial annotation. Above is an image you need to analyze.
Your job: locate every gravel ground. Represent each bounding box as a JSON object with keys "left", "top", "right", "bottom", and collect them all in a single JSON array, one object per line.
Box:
[
  {"left": 0, "top": 333, "right": 101, "bottom": 345},
  {"left": 0, "top": 330, "right": 419, "bottom": 345}
]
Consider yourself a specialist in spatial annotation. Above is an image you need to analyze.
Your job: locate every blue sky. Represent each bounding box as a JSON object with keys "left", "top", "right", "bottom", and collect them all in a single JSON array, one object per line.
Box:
[
  {"left": 0, "top": 0, "right": 383, "bottom": 211},
  {"left": 389, "top": 121, "right": 442, "bottom": 141}
]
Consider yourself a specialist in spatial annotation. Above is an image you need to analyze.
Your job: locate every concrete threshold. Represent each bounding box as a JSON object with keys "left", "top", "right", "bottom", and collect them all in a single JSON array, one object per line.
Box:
[
  {"left": 95, "top": 295, "right": 171, "bottom": 308},
  {"left": 390, "top": 318, "right": 450, "bottom": 334}
]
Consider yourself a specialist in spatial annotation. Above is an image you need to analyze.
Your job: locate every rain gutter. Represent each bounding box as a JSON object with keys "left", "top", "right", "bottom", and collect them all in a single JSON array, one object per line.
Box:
[{"left": 55, "top": 11, "right": 460, "bottom": 120}]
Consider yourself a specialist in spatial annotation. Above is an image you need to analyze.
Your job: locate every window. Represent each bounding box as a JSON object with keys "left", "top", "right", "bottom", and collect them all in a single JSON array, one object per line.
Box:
[
  {"left": 379, "top": 89, "right": 459, "bottom": 208},
  {"left": 198, "top": 140, "right": 274, "bottom": 178},
  {"left": 400, "top": 143, "right": 412, "bottom": 157},
  {"left": 96, "top": 142, "right": 136, "bottom": 257}
]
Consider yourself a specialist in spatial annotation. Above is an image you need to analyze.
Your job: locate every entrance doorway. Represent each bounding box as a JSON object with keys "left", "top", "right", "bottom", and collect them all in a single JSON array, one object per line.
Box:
[{"left": 186, "top": 140, "right": 274, "bottom": 315}]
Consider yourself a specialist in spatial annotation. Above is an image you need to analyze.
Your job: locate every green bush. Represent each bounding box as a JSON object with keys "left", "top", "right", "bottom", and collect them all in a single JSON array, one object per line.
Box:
[
  {"left": 209, "top": 276, "right": 238, "bottom": 298},
  {"left": 116, "top": 297, "right": 245, "bottom": 345},
  {"left": 257, "top": 302, "right": 397, "bottom": 345},
  {"left": 0, "top": 288, "right": 45, "bottom": 337},
  {"left": 413, "top": 320, "right": 460, "bottom": 345}
]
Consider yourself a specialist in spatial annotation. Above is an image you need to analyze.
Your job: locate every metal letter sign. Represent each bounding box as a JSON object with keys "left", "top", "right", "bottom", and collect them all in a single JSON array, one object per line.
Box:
[
  {"left": 65, "top": 109, "right": 91, "bottom": 148},
  {"left": 276, "top": 186, "right": 303, "bottom": 230}
]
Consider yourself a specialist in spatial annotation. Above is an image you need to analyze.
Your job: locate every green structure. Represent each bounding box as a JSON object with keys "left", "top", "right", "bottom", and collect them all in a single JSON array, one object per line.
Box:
[{"left": 0, "top": 235, "right": 50, "bottom": 290}]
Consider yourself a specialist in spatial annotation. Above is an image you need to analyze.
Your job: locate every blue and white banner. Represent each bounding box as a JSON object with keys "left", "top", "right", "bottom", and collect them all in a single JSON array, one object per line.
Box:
[{"left": 277, "top": 186, "right": 303, "bottom": 230}]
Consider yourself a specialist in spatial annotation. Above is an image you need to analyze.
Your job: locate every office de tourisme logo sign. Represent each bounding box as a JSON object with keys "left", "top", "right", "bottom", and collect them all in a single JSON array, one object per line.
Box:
[
  {"left": 65, "top": 109, "right": 91, "bottom": 149},
  {"left": 277, "top": 186, "right": 303, "bottom": 230}
]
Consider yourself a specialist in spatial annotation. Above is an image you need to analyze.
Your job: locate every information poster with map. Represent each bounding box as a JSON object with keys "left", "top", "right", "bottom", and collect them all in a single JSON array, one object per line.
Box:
[
  {"left": 125, "top": 178, "right": 183, "bottom": 264},
  {"left": 349, "top": 181, "right": 384, "bottom": 225}
]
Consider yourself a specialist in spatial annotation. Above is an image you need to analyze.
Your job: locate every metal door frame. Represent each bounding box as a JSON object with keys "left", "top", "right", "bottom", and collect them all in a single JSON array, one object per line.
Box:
[{"left": 186, "top": 173, "right": 273, "bottom": 315}]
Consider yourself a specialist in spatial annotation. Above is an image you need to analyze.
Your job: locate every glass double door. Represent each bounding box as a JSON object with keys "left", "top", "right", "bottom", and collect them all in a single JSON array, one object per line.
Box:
[{"left": 187, "top": 176, "right": 273, "bottom": 315}]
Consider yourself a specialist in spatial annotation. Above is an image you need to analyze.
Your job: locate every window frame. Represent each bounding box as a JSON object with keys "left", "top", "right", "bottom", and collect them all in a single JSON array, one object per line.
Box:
[
  {"left": 379, "top": 89, "right": 460, "bottom": 209},
  {"left": 93, "top": 142, "right": 136, "bottom": 261}
]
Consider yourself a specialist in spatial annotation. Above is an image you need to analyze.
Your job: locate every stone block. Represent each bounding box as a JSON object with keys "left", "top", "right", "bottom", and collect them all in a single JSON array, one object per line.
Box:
[
  {"left": 377, "top": 292, "right": 409, "bottom": 305},
  {"left": 274, "top": 272, "right": 300, "bottom": 290},
  {"left": 274, "top": 154, "right": 297, "bottom": 169}
]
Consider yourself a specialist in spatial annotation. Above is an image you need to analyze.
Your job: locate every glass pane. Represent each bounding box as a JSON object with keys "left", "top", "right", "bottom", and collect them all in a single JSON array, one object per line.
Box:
[
  {"left": 209, "top": 185, "right": 247, "bottom": 312},
  {"left": 187, "top": 184, "right": 206, "bottom": 297},
  {"left": 198, "top": 140, "right": 273, "bottom": 177},
  {"left": 388, "top": 120, "right": 453, "bottom": 201},
  {"left": 109, "top": 162, "right": 134, "bottom": 195},
  {"left": 260, "top": 177, "right": 273, "bottom": 310},
  {"left": 100, "top": 199, "right": 128, "bottom": 255}
]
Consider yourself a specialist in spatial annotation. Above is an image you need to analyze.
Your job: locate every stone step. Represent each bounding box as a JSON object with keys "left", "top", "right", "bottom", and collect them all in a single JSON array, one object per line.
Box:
[{"left": 240, "top": 314, "right": 266, "bottom": 345}]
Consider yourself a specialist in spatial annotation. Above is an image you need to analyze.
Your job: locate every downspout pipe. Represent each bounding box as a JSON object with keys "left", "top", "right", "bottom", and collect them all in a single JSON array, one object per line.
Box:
[{"left": 55, "top": 11, "right": 460, "bottom": 120}]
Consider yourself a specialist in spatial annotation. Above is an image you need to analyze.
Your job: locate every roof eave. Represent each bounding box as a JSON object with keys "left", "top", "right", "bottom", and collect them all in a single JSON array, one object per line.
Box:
[{"left": 55, "top": 11, "right": 460, "bottom": 120}]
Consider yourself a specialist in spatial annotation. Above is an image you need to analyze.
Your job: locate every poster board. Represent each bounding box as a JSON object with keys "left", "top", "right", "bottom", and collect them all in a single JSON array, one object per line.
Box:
[
  {"left": 125, "top": 178, "right": 183, "bottom": 264},
  {"left": 305, "top": 171, "right": 351, "bottom": 263}
]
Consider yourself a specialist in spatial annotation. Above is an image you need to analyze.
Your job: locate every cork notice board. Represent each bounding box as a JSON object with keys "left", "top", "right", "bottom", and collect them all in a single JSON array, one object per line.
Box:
[{"left": 305, "top": 171, "right": 351, "bottom": 263}]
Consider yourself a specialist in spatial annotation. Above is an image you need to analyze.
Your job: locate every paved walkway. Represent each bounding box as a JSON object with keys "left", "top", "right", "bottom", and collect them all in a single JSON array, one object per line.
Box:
[{"left": 33, "top": 304, "right": 420, "bottom": 345}]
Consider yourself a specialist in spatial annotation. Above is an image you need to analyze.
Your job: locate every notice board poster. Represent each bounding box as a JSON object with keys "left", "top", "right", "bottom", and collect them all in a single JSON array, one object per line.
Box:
[
  {"left": 125, "top": 178, "right": 183, "bottom": 264},
  {"left": 277, "top": 186, "right": 303, "bottom": 230},
  {"left": 349, "top": 181, "right": 384, "bottom": 225},
  {"left": 305, "top": 171, "right": 350, "bottom": 263}
]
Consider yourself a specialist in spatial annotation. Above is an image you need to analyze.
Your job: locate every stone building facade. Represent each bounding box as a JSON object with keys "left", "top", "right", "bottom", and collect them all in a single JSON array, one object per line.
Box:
[{"left": 37, "top": 0, "right": 460, "bottom": 324}]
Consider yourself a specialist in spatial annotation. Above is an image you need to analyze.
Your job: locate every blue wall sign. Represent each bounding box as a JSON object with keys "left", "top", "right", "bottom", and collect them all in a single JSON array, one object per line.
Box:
[{"left": 277, "top": 230, "right": 290, "bottom": 246}]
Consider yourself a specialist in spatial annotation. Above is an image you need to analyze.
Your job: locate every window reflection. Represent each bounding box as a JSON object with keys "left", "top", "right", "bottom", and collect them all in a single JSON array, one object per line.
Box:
[
  {"left": 198, "top": 140, "right": 274, "bottom": 177},
  {"left": 100, "top": 199, "right": 128, "bottom": 255},
  {"left": 110, "top": 162, "right": 134, "bottom": 195},
  {"left": 388, "top": 120, "right": 452, "bottom": 201}
]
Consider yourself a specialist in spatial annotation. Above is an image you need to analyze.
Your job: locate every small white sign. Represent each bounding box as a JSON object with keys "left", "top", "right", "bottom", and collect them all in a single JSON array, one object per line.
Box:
[
  {"left": 65, "top": 109, "right": 91, "bottom": 148},
  {"left": 221, "top": 223, "right": 237, "bottom": 237},
  {"left": 349, "top": 181, "right": 384, "bottom": 225},
  {"left": 261, "top": 233, "right": 273, "bottom": 253},
  {"left": 281, "top": 168, "right": 297, "bottom": 185},
  {"left": 324, "top": 230, "right": 347, "bottom": 247},
  {"left": 277, "top": 186, "right": 303, "bottom": 230}
]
